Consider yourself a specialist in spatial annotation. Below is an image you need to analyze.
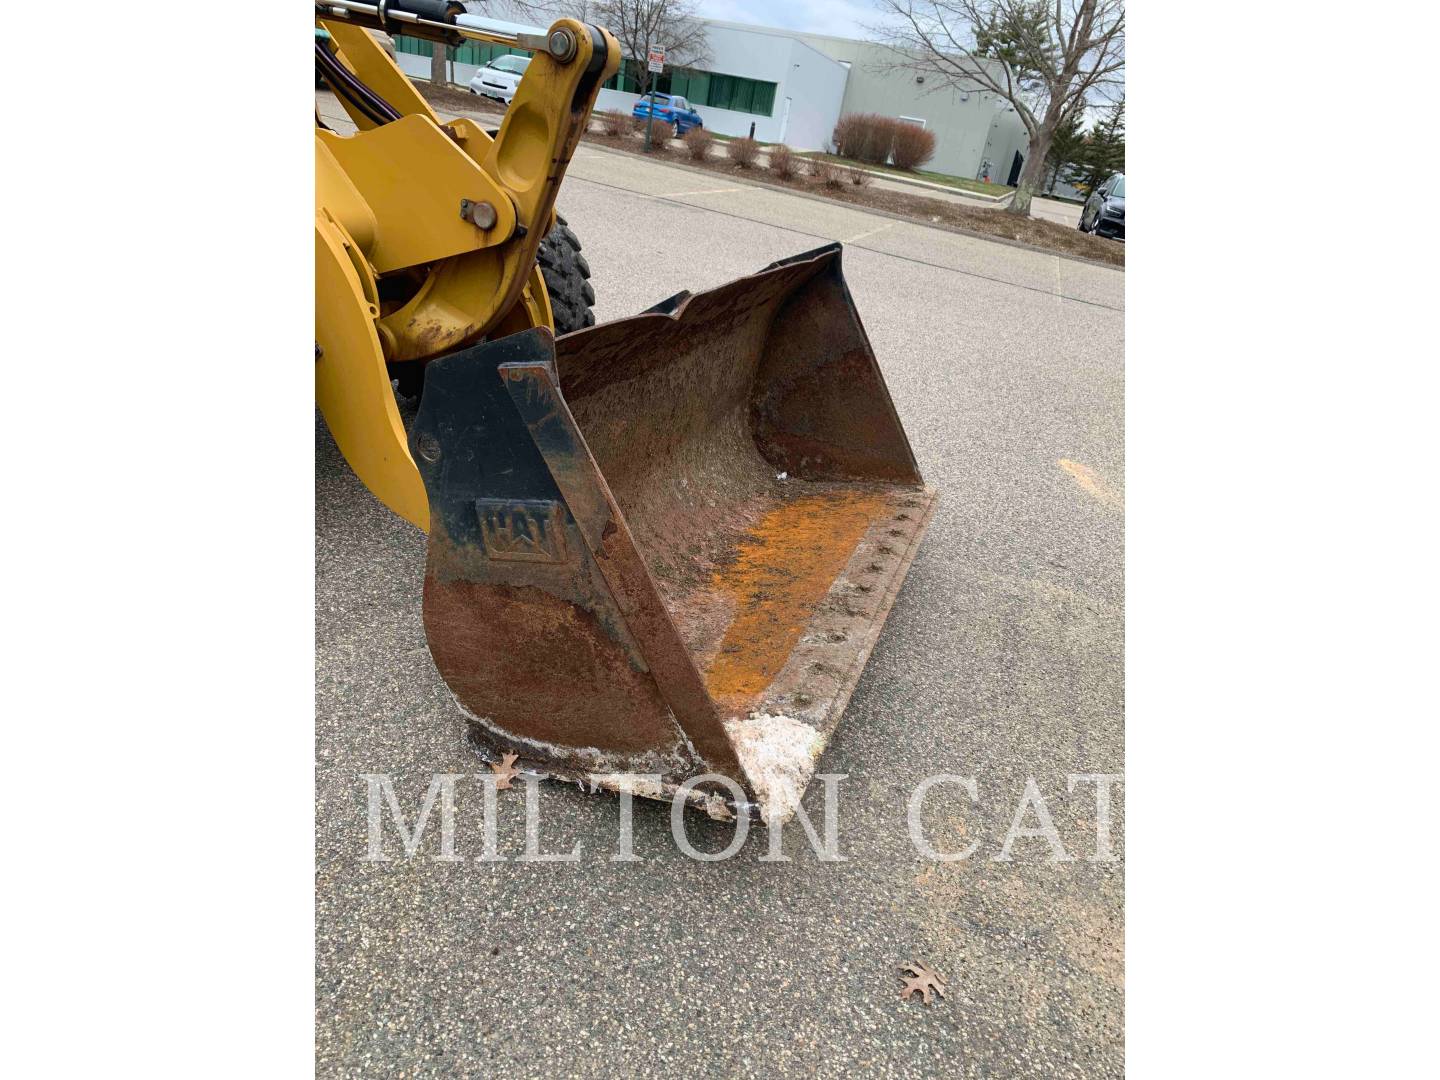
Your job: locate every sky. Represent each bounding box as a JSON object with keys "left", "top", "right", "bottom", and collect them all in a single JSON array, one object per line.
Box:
[
  {"left": 692, "top": 0, "right": 901, "bottom": 41},
  {"left": 693, "top": 1, "right": 1121, "bottom": 124}
]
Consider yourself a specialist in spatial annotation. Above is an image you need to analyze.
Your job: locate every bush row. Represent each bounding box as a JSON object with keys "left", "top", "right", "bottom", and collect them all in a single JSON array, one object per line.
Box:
[
  {"left": 598, "top": 111, "right": 935, "bottom": 173},
  {"left": 593, "top": 118, "right": 876, "bottom": 188},
  {"left": 831, "top": 113, "right": 937, "bottom": 171}
]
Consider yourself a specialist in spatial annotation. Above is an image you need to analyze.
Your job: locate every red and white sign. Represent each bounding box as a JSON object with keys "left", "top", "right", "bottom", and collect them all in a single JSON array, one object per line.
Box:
[{"left": 646, "top": 47, "right": 665, "bottom": 74}]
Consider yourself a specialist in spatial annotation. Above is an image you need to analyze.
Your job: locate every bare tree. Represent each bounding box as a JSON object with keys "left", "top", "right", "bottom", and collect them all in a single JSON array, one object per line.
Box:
[
  {"left": 591, "top": 0, "right": 710, "bottom": 96},
  {"left": 872, "top": 1, "right": 1125, "bottom": 217},
  {"left": 483, "top": 0, "right": 593, "bottom": 21},
  {"left": 506, "top": 0, "right": 710, "bottom": 96},
  {"left": 431, "top": 34, "right": 448, "bottom": 86}
]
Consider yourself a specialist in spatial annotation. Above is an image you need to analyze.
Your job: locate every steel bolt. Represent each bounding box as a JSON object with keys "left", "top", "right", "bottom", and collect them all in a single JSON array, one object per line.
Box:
[
  {"left": 547, "top": 28, "right": 577, "bottom": 62},
  {"left": 460, "top": 198, "right": 497, "bottom": 230},
  {"left": 415, "top": 432, "right": 442, "bottom": 463}
]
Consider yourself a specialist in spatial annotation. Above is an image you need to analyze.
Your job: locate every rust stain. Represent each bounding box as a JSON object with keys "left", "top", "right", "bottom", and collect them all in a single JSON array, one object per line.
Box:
[
  {"left": 702, "top": 491, "right": 890, "bottom": 706},
  {"left": 423, "top": 573, "right": 679, "bottom": 753},
  {"left": 1058, "top": 459, "right": 1123, "bottom": 509}
]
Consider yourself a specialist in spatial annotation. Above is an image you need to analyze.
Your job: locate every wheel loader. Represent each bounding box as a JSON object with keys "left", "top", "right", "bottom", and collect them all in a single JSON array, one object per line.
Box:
[{"left": 315, "top": 1, "right": 937, "bottom": 824}]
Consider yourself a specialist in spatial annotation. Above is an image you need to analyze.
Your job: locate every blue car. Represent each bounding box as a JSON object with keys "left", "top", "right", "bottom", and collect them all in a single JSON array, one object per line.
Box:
[{"left": 632, "top": 93, "right": 704, "bottom": 138}]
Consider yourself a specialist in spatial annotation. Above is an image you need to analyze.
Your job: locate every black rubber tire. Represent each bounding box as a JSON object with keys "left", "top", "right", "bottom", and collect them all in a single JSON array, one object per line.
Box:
[{"left": 537, "top": 214, "right": 596, "bottom": 334}]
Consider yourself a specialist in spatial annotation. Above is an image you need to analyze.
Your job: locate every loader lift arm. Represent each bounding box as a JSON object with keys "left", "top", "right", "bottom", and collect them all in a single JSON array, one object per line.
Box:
[{"left": 315, "top": 1, "right": 620, "bottom": 529}]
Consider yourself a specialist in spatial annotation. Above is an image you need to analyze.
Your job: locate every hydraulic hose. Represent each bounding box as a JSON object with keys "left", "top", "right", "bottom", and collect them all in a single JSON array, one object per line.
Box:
[{"left": 315, "top": 40, "right": 402, "bottom": 126}]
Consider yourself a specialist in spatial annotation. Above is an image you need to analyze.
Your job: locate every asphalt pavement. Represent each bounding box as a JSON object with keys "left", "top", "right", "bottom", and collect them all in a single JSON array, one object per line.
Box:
[
  {"left": 317, "top": 135, "right": 1124, "bottom": 1077},
  {"left": 1026, "top": 196, "right": 1085, "bottom": 228}
]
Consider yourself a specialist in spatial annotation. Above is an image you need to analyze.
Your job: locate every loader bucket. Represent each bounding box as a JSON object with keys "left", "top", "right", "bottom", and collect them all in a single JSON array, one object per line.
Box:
[{"left": 411, "top": 244, "right": 936, "bottom": 824}]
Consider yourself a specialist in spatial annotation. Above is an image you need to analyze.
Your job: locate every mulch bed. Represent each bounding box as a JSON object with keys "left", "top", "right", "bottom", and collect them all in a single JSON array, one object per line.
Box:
[
  {"left": 582, "top": 131, "right": 1125, "bottom": 269},
  {"left": 414, "top": 80, "right": 507, "bottom": 120}
]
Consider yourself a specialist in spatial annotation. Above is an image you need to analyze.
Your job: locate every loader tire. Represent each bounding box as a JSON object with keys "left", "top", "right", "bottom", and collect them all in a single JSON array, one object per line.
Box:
[{"left": 537, "top": 214, "right": 596, "bottom": 334}]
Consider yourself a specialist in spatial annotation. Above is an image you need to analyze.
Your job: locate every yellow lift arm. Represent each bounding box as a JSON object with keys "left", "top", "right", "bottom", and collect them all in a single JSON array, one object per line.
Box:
[{"left": 315, "top": 1, "right": 620, "bottom": 530}]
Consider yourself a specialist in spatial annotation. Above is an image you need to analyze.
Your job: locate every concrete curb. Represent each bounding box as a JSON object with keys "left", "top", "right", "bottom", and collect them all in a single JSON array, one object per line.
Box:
[
  {"left": 776, "top": 154, "right": 1013, "bottom": 203},
  {"left": 845, "top": 166, "right": 1011, "bottom": 204},
  {"left": 575, "top": 139, "right": 1125, "bottom": 274}
]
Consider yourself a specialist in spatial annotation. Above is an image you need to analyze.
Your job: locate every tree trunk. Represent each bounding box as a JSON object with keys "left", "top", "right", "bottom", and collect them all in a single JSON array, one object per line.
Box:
[
  {"left": 430, "top": 41, "right": 446, "bottom": 87},
  {"left": 1006, "top": 122, "right": 1055, "bottom": 217}
]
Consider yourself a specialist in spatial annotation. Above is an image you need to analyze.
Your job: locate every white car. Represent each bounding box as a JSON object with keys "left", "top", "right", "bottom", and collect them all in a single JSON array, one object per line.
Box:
[{"left": 468, "top": 54, "right": 530, "bottom": 105}]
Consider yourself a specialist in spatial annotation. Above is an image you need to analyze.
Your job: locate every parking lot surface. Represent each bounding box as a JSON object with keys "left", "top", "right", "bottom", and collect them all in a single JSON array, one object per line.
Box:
[
  {"left": 317, "top": 134, "right": 1124, "bottom": 1077},
  {"left": 1028, "top": 196, "right": 1085, "bottom": 228}
]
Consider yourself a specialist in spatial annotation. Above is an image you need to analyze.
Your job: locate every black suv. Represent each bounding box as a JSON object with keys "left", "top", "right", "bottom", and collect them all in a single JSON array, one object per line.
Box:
[{"left": 1079, "top": 173, "right": 1125, "bottom": 239}]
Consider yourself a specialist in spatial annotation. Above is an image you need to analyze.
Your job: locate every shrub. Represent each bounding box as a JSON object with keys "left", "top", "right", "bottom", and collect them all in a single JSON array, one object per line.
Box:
[
  {"left": 832, "top": 112, "right": 937, "bottom": 168},
  {"left": 768, "top": 144, "right": 799, "bottom": 179},
  {"left": 600, "top": 110, "right": 635, "bottom": 137},
  {"left": 891, "top": 123, "right": 937, "bottom": 170},
  {"left": 861, "top": 116, "right": 899, "bottom": 165},
  {"left": 833, "top": 113, "right": 901, "bottom": 165},
  {"left": 832, "top": 113, "right": 892, "bottom": 161},
  {"left": 831, "top": 114, "right": 867, "bottom": 159},
  {"left": 644, "top": 126, "right": 671, "bottom": 152},
  {"left": 683, "top": 126, "right": 715, "bottom": 161},
  {"left": 729, "top": 136, "right": 761, "bottom": 168},
  {"left": 808, "top": 158, "right": 843, "bottom": 187},
  {"left": 847, "top": 166, "right": 873, "bottom": 188}
]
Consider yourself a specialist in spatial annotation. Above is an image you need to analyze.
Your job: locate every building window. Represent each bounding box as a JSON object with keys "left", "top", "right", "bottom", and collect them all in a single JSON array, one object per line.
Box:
[
  {"left": 604, "top": 61, "right": 776, "bottom": 117},
  {"left": 705, "top": 73, "right": 776, "bottom": 116},
  {"left": 394, "top": 40, "right": 779, "bottom": 118},
  {"left": 603, "top": 59, "right": 643, "bottom": 93},
  {"left": 394, "top": 34, "right": 531, "bottom": 68}
]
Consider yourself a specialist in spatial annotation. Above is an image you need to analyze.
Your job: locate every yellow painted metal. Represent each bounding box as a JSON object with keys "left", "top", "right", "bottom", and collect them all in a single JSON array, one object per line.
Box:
[
  {"left": 315, "top": 136, "right": 555, "bottom": 533},
  {"left": 376, "top": 21, "right": 620, "bottom": 361},
  {"left": 319, "top": 119, "right": 517, "bottom": 273},
  {"left": 321, "top": 20, "right": 438, "bottom": 131},
  {"left": 501, "top": 265, "right": 555, "bottom": 340},
  {"left": 315, "top": 14, "right": 620, "bottom": 530},
  {"left": 315, "top": 136, "right": 377, "bottom": 255},
  {"left": 315, "top": 208, "right": 430, "bottom": 531}
]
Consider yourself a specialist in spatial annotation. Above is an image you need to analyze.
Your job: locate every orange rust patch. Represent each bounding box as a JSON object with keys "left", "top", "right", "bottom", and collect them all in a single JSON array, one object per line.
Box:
[
  {"left": 702, "top": 491, "right": 891, "bottom": 707},
  {"left": 1058, "top": 459, "right": 1124, "bottom": 510}
]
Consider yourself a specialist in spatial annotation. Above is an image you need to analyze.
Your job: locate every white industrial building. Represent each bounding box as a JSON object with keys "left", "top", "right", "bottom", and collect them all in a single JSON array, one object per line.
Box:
[
  {"left": 594, "top": 22, "right": 849, "bottom": 154},
  {"left": 787, "top": 26, "right": 1031, "bottom": 185},
  {"left": 393, "top": 6, "right": 1031, "bottom": 184}
]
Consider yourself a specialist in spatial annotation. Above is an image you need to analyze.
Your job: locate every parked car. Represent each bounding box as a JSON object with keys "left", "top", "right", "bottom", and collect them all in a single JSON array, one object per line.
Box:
[
  {"left": 468, "top": 54, "right": 530, "bottom": 105},
  {"left": 1079, "top": 173, "right": 1125, "bottom": 239},
  {"left": 631, "top": 93, "right": 704, "bottom": 138}
]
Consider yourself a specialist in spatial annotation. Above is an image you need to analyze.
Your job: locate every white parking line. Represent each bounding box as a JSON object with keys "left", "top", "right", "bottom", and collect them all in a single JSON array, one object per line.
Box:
[
  {"left": 844, "top": 222, "right": 895, "bottom": 244},
  {"left": 660, "top": 187, "right": 746, "bottom": 197}
]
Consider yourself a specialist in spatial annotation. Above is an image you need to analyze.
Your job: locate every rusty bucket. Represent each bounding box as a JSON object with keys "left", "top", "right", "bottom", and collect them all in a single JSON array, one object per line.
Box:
[{"left": 411, "top": 244, "right": 937, "bottom": 823}]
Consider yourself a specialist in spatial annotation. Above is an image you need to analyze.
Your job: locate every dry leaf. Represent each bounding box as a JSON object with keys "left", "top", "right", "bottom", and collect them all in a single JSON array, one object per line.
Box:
[
  {"left": 899, "top": 960, "right": 947, "bottom": 1005},
  {"left": 490, "top": 752, "right": 520, "bottom": 790}
]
